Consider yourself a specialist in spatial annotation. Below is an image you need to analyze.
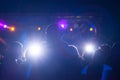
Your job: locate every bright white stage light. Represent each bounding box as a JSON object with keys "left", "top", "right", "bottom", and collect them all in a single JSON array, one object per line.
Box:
[
  {"left": 84, "top": 43, "right": 96, "bottom": 54},
  {"left": 28, "top": 42, "right": 44, "bottom": 58}
]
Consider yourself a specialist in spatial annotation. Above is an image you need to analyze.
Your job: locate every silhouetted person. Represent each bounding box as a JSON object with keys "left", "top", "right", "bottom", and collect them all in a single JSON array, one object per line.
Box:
[
  {"left": 29, "top": 24, "right": 82, "bottom": 80},
  {"left": 107, "top": 42, "right": 120, "bottom": 80},
  {"left": 1, "top": 41, "right": 27, "bottom": 80},
  {"left": 0, "top": 37, "right": 8, "bottom": 80},
  {"left": 85, "top": 44, "right": 111, "bottom": 80}
]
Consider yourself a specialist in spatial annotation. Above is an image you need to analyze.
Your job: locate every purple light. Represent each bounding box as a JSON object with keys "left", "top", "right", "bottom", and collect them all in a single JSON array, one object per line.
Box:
[
  {"left": 0, "top": 23, "right": 3, "bottom": 26},
  {"left": 0, "top": 23, "right": 3, "bottom": 29},
  {"left": 61, "top": 24, "right": 65, "bottom": 28},
  {"left": 58, "top": 20, "right": 67, "bottom": 30},
  {"left": 0, "top": 19, "right": 6, "bottom": 29},
  {"left": 0, "top": 19, "right": 5, "bottom": 27}
]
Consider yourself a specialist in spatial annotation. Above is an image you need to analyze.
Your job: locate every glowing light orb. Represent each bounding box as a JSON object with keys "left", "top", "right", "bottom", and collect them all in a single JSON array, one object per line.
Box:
[
  {"left": 10, "top": 27, "right": 15, "bottom": 32},
  {"left": 61, "top": 24, "right": 65, "bottom": 28},
  {"left": 38, "top": 27, "right": 41, "bottom": 31},
  {"left": 28, "top": 43, "right": 44, "bottom": 58},
  {"left": 90, "top": 27, "right": 93, "bottom": 32},
  {"left": 70, "top": 28, "right": 73, "bottom": 32},
  {"left": 84, "top": 43, "right": 96, "bottom": 54},
  {"left": 3, "top": 25, "right": 7, "bottom": 28},
  {"left": 58, "top": 20, "right": 67, "bottom": 30}
]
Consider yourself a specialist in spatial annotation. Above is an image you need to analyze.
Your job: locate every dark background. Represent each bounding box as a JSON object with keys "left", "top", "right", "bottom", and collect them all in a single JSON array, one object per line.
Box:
[{"left": 0, "top": 0, "right": 120, "bottom": 41}]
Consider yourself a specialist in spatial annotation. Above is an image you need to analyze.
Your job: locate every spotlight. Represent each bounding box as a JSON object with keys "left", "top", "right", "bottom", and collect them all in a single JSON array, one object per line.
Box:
[
  {"left": 69, "top": 27, "right": 73, "bottom": 32},
  {"left": 28, "top": 42, "right": 44, "bottom": 59},
  {"left": 9, "top": 26, "right": 15, "bottom": 32},
  {"left": 89, "top": 27, "right": 93, "bottom": 32},
  {"left": 38, "top": 27, "right": 41, "bottom": 31},
  {"left": 58, "top": 20, "right": 67, "bottom": 30},
  {"left": 61, "top": 24, "right": 65, "bottom": 28},
  {"left": 84, "top": 43, "right": 96, "bottom": 54}
]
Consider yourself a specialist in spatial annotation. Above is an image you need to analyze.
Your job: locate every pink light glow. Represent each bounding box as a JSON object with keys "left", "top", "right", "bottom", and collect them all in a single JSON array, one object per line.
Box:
[{"left": 58, "top": 20, "right": 68, "bottom": 30}]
